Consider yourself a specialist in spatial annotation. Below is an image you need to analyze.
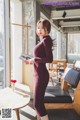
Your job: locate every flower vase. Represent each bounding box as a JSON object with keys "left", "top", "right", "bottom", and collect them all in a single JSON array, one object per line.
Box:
[
  {"left": 10, "top": 79, "right": 17, "bottom": 92},
  {"left": 11, "top": 83, "right": 15, "bottom": 92}
]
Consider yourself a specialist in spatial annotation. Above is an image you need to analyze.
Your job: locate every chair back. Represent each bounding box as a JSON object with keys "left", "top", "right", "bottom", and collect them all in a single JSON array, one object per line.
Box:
[
  {"left": 48, "top": 60, "right": 58, "bottom": 78},
  {"left": 63, "top": 67, "right": 80, "bottom": 88},
  {"left": 57, "top": 60, "right": 67, "bottom": 71},
  {"left": 49, "top": 60, "right": 57, "bottom": 71}
]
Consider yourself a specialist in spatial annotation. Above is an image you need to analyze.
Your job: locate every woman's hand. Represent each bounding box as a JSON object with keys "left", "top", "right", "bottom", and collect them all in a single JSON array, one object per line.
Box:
[
  {"left": 28, "top": 58, "right": 34, "bottom": 64},
  {"left": 23, "top": 59, "right": 30, "bottom": 64},
  {"left": 23, "top": 58, "right": 34, "bottom": 64}
]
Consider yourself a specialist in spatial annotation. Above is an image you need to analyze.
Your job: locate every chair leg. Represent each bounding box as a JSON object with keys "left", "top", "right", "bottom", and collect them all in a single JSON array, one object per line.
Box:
[
  {"left": 51, "top": 78, "right": 54, "bottom": 85},
  {"left": 50, "top": 77, "right": 54, "bottom": 85}
]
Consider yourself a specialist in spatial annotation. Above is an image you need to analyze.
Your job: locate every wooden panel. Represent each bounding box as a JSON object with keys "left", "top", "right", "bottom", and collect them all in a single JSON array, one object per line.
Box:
[
  {"left": 73, "top": 104, "right": 80, "bottom": 115},
  {"left": 73, "top": 81, "right": 80, "bottom": 115},
  {"left": 45, "top": 73, "right": 80, "bottom": 115},
  {"left": 61, "top": 80, "right": 69, "bottom": 92},
  {"left": 45, "top": 103, "right": 73, "bottom": 109}
]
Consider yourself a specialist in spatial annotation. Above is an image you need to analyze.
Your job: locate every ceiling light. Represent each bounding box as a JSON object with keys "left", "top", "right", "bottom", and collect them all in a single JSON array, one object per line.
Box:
[{"left": 62, "top": 11, "right": 67, "bottom": 18}]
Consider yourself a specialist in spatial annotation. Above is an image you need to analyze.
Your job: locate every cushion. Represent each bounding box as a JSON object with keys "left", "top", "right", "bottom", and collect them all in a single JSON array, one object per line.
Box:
[
  {"left": 63, "top": 67, "right": 80, "bottom": 88},
  {"left": 44, "top": 86, "right": 72, "bottom": 103},
  {"left": 62, "top": 67, "right": 71, "bottom": 78}
]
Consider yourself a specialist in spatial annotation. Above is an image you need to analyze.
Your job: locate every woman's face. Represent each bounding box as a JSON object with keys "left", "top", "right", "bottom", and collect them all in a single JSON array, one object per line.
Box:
[{"left": 36, "top": 22, "right": 48, "bottom": 37}]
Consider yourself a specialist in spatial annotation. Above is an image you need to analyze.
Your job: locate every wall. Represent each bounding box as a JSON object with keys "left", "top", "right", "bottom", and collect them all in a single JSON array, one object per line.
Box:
[{"left": 23, "top": 63, "right": 34, "bottom": 95}]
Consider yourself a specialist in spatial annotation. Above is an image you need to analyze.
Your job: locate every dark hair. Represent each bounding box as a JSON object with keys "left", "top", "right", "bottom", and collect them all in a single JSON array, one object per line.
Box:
[
  {"left": 37, "top": 20, "right": 51, "bottom": 33},
  {"left": 37, "top": 20, "right": 57, "bottom": 50}
]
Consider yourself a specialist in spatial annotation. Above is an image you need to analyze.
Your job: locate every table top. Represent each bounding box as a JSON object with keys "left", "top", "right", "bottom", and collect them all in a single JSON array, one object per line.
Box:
[{"left": 0, "top": 87, "right": 30, "bottom": 110}]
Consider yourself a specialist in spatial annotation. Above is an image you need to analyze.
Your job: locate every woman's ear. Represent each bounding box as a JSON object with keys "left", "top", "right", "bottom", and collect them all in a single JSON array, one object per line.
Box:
[
  {"left": 45, "top": 28, "right": 48, "bottom": 35},
  {"left": 36, "top": 29, "right": 38, "bottom": 36}
]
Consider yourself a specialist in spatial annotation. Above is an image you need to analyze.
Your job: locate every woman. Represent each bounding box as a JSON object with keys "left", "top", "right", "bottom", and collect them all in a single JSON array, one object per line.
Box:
[{"left": 24, "top": 20, "right": 53, "bottom": 120}]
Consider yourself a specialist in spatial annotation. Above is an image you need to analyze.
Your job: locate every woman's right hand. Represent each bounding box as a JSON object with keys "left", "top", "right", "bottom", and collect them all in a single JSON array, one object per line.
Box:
[
  {"left": 23, "top": 58, "right": 34, "bottom": 64},
  {"left": 23, "top": 59, "right": 30, "bottom": 64}
]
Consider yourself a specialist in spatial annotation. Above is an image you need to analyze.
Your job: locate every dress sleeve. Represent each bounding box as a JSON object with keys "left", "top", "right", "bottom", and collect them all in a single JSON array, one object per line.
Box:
[{"left": 34, "top": 38, "right": 53, "bottom": 63}]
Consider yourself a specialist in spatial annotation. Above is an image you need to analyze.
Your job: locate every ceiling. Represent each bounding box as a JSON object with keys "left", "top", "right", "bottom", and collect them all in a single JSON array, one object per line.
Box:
[{"left": 37, "top": 0, "right": 80, "bottom": 30}]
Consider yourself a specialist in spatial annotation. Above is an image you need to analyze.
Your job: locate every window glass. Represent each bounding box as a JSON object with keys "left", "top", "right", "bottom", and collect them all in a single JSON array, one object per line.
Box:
[
  {"left": 0, "top": 0, "right": 5, "bottom": 88},
  {"left": 50, "top": 27, "right": 57, "bottom": 59},
  {"left": 68, "top": 33, "right": 80, "bottom": 63}
]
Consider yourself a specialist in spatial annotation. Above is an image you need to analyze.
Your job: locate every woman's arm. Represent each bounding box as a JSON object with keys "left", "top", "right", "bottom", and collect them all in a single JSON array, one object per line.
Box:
[{"left": 34, "top": 39, "right": 53, "bottom": 63}]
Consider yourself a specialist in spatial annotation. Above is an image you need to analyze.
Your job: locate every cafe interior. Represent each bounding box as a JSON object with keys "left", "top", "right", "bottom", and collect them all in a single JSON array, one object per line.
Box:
[{"left": 0, "top": 0, "right": 80, "bottom": 120}]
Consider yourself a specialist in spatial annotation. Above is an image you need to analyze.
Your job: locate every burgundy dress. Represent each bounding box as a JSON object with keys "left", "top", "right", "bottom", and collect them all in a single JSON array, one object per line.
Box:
[{"left": 33, "top": 35, "right": 53, "bottom": 117}]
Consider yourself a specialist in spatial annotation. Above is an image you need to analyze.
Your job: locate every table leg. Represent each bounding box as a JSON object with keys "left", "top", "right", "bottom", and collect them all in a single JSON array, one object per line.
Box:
[{"left": 15, "top": 109, "right": 20, "bottom": 120}]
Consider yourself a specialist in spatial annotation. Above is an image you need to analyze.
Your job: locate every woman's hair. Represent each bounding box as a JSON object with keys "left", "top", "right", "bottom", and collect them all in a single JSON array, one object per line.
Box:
[
  {"left": 37, "top": 20, "right": 51, "bottom": 33},
  {"left": 37, "top": 19, "right": 57, "bottom": 50}
]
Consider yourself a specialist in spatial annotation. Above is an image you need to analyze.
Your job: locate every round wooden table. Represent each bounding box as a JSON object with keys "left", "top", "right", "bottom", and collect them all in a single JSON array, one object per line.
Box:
[{"left": 0, "top": 87, "right": 30, "bottom": 120}]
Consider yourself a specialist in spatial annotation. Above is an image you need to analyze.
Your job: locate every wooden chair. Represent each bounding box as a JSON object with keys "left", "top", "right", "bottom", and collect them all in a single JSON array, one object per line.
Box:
[
  {"left": 44, "top": 67, "right": 80, "bottom": 115},
  {"left": 57, "top": 59, "right": 67, "bottom": 70},
  {"left": 57, "top": 59, "right": 67, "bottom": 82},
  {"left": 48, "top": 59, "right": 67, "bottom": 84},
  {"left": 48, "top": 60, "right": 58, "bottom": 85}
]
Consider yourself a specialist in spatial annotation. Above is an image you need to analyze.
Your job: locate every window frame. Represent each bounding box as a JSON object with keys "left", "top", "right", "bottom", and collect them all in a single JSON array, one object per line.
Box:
[{"left": 4, "top": 0, "right": 11, "bottom": 87}]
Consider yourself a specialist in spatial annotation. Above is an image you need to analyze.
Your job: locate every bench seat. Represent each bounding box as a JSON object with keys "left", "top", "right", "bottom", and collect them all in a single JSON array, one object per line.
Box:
[{"left": 44, "top": 85, "right": 72, "bottom": 103}]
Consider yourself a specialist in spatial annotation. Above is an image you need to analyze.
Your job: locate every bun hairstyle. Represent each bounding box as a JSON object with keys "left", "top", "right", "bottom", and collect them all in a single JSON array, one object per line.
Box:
[{"left": 37, "top": 20, "right": 51, "bottom": 33}]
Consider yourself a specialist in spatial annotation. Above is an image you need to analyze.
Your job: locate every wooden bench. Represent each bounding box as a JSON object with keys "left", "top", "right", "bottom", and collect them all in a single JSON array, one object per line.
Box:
[{"left": 44, "top": 67, "right": 80, "bottom": 115}]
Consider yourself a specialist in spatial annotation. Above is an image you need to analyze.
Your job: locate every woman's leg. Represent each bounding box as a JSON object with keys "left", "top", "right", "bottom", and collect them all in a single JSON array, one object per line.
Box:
[
  {"left": 37, "top": 114, "right": 41, "bottom": 120},
  {"left": 33, "top": 77, "right": 49, "bottom": 118},
  {"left": 37, "top": 114, "right": 49, "bottom": 120},
  {"left": 41, "top": 115, "right": 49, "bottom": 120}
]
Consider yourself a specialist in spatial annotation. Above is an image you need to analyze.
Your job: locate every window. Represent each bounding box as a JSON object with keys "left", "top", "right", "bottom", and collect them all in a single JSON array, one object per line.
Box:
[
  {"left": 50, "top": 27, "right": 57, "bottom": 59},
  {"left": 68, "top": 33, "right": 80, "bottom": 63},
  {"left": 0, "top": 0, "right": 5, "bottom": 88},
  {"left": 10, "top": 0, "right": 22, "bottom": 82}
]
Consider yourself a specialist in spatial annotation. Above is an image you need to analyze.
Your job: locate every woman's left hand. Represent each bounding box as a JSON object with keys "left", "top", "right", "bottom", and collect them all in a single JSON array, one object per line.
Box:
[
  {"left": 23, "top": 58, "right": 34, "bottom": 64},
  {"left": 28, "top": 58, "right": 34, "bottom": 64}
]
